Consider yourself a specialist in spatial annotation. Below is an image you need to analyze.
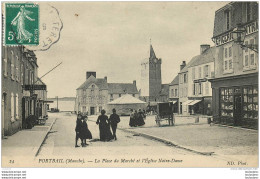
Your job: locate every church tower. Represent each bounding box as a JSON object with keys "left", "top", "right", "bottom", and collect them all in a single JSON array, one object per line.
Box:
[{"left": 140, "top": 44, "right": 162, "bottom": 102}]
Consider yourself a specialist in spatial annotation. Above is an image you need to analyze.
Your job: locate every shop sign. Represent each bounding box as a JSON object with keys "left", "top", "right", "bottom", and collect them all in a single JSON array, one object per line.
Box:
[
  {"left": 23, "top": 85, "right": 46, "bottom": 91},
  {"left": 212, "top": 21, "right": 258, "bottom": 46}
]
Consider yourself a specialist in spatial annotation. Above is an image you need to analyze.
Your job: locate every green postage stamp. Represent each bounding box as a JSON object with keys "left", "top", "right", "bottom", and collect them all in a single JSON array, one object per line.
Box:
[{"left": 5, "top": 3, "right": 39, "bottom": 45}]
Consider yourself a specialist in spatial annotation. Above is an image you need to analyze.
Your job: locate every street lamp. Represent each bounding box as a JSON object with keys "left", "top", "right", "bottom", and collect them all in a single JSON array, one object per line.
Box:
[{"left": 232, "top": 23, "right": 258, "bottom": 53}]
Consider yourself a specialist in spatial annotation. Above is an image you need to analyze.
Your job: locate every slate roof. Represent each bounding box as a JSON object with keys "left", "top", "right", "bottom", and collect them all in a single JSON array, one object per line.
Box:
[
  {"left": 108, "top": 83, "right": 138, "bottom": 94},
  {"left": 77, "top": 75, "right": 108, "bottom": 90},
  {"left": 188, "top": 47, "right": 216, "bottom": 68},
  {"left": 108, "top": 94, "right": 145, "bottom": 104},
  {"left": 169, "top": 75, "right": 179, "bottom": 86},
  {"left": 159, "top": 84, "right": 169, "bottom": 96},
  {"left": 77, "top": 76, "right": 138, "bottom": 94}
]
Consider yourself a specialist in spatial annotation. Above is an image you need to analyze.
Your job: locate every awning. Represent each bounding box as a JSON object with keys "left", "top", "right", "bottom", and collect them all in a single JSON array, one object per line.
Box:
[
  {"left": 169, "top": 101, "right": 177, "bottom": 104},
  {"left": 182, "top": 100, "right": 193, "bottom": 106},
  {"left": 188, "top": 100, "right": 202, "bottom": 106}
]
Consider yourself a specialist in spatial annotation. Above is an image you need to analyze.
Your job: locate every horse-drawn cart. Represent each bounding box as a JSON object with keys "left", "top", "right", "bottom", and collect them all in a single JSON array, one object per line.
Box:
[{"left": 155, "top": 102, "right": 174, "bottom": 127}]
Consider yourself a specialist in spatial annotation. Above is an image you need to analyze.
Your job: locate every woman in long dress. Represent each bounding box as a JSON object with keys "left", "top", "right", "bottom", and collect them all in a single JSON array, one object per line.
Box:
[
  {"left": 129, "top": 109, "right": 136, "bottom": 127},
  {"left": 96, "top": 110, "right": 113, "bottom": 141},
  {"left": 79, "top": 116, "right": 92, "bottom": 147},
  {"left": 137, "top": 109, "right": 145, "bottom": 126}
]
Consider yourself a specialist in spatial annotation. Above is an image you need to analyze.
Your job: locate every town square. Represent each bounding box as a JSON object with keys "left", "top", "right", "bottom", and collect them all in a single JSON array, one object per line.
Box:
[{"left": 1, "top": 1, "right": 258, "bottom": 170}]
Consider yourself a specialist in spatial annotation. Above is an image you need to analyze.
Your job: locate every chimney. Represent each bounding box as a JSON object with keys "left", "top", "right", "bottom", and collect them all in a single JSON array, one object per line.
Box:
[
  {"left": 104, "top": 76, "right": 107, "bottom": 82},
  {"left": 180, "top": 61, "right": 186, "bottom": 70},
  {"left": 86, "top": 71, "right": 96, "bottom": 79},
  {"left": 200, "top": 44, "right": 210, "bottom": 54},
  {"left": 133, "top": 80, "right": 136, "bottom": 86}
]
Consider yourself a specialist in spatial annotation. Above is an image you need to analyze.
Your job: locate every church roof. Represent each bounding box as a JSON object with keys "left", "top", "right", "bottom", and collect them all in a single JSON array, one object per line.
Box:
[{"left": 150, "top": 45, "right": 157, "bottom": 59}]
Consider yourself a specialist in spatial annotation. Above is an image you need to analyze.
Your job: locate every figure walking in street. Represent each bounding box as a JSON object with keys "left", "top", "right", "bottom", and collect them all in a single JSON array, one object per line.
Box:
[
  {"left": 79, "top": 115, "right": 92, "bottom": 147},
  {"left": 129, "top": 109, "right": 136, "bottom": 127},
  {"left": 96, "top": 110, "right": 113, "bottom": 141},
  {"left": 109, "top": 108, "right": 121, "bottom": 140},
  {"left": 137, "top": 109, "right": 145, "bottom": 126},
  {"left": 75, "top": 114, "right": 83, "bottom": 147}
]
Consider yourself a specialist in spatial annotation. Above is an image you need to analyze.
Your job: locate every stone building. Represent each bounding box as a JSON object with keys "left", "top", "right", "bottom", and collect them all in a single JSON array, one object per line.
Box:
[
  {"left": 178, "top": 61, "right": 189, "bottom": 114},
  {"left": 187, "top": 45, "right": 215, "bottom": 115},
  {"left": 2, "top": 45, "right": 48, "bottom": 136},
  {"left": 210, "top": 2, "right": 258, "bottom": 129},
  {"left": 76, "top": 72, "right": 139, "bottom": 115},
  {"left": 140, "top": 44, "right": 162, "bottom": 102},
  {"left": 2, "top": 46, "right": 23, "bottom": 136},
  {"left": 169, "top": 74, "right": 179, "bottom": 113}
]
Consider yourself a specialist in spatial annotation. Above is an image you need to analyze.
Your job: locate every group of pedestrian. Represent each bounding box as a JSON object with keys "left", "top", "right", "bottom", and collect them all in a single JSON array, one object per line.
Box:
[
  {"left": 75, "top": 113, "right": 92, "bottom": 147},
  {"left": 129, "top": 109, "right": 146, "bottom": 127},
  {"left": 75, "top": 109, "right": 121, "bottom": 147}
]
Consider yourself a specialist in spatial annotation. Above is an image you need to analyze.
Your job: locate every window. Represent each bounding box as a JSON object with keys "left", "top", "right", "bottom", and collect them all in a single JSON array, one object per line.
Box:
[
  {"left": 83, "top": 89, "right": 86, "bottom": 95},
  {"left": 198, "top": 83, "right": 202, "bottom": 94},
  {"left": 16, "top": 56, "right": 19, "bottom": 82},
  {"left": 225, "top": 10, "right": 231, "bottom": 30},
  {"left": 223, "top": 44, "right": 233, "bottom": 73},
  {"left": 16, "top": 94, "right": 19, "bottom": 119},
  {"left": 184, "top": 74, "right": 187, "bottom": 83},
  {"left": 192, "top": 68, "right": 195, "bottom": 80},
  {"left": 119, "top": 94, "right": 121, "bottom": 97},
  {"left": 193, "top": 83, "right": 196, "bottom": 95},
  {"left": 110, "top": 94, "right": 113, "bottom": 98},
  {"left": 99, "top": 106, "right": 102, "bottom": 112},
  {"left": 204, "top": 65, "right": 209, "bottom": 77},
  {"left": 11, "top": 93, "right": 15, "bottom": 122},
  {"left": 11, "top": 51, "right": 15, "bottom": 80},
  {"left": 198, "top": 67, "right": 202, "bottom": 79},
  {"left": 3, "top": 58, "right": 7, "bottom": 77},
  {"left": 175, "top": 89, "right": 178, "bottom": 97},
  {"left": 220, "top": 88, "right": 234, "bottom": 118},
  {"left": 243, "top": 38, "right": 256, "bottom": 70},
  {"left": 205, "top": 82, "right": 209, "bottom": 95},
  {"left": 21, "top": 64, "right": 24, "bottom": 85},
  {"left": 171, "top": 89, "right": 174, "bottom": 97}
]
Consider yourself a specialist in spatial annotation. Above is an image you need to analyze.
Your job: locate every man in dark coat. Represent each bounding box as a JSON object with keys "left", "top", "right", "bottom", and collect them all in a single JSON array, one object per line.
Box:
[{"left": 109, "top": 108, "right": 121, "bottom": 140}]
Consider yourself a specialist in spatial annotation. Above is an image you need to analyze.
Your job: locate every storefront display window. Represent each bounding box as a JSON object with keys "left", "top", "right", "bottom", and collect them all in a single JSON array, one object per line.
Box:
[
  {"left": 220, "top": 88, "right": 234, "bottom": 117},
  {"left": 243, "top": 86, "right": 258, "bottom": 120}
]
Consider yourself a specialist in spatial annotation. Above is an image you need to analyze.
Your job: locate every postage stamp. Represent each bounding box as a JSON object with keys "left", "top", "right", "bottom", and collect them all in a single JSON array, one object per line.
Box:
[{"left": 5, "top": 3, "right": 39, "bottom": 45}]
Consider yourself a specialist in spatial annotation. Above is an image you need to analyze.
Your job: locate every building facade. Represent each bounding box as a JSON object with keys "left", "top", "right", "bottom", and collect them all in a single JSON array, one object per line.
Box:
[
  {"left": 187, "top": 45, "right": 215, "bottom": 115},
  {"left": 169, "top": 74, "right": 179, "bottom": 113},
  {"left": 140, "top": 44, "right": 162, "bottom": 102},
  {"left": 210, "top": 2, "right": 258, "bottom": 129},
  {"left": 2, "top": 46, "right": 23, "bottom": 136},
  {"left": 178, "top": 61, "right": 189, "bottom": 114},
  {"left": 76, "top": 72, "right": 139, "bottom": 115}
]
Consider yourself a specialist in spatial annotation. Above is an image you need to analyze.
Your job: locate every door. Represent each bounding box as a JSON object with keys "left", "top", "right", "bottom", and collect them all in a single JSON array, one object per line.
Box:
[
  {"left": 180, "top": 102, "right": 182, "bottom": 114},
  {"left": 234, "top": 95, "right": 242, "bottom": 126},
  {"left": 22, "top": 97, "right": 26, "bottom": 129},
  {"left": 90, "top": 107, "right": 95, "bottom": 115},
  {"left": 2, "top": 93, "right": 6, "bottom": 136}
]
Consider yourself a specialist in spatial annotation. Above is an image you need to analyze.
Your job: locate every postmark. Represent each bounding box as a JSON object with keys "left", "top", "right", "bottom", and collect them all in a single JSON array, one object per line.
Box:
[
  {"left": 5, "top": 3, "right": 39, "bottom": 45},
  {"left": 25, "top": 4, "right": 63, "bottom": 51}
]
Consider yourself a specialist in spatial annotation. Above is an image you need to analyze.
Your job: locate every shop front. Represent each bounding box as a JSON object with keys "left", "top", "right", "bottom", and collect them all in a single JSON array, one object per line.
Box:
[{"left": 211, "top": 73, "right": 258, "bottom": 129}]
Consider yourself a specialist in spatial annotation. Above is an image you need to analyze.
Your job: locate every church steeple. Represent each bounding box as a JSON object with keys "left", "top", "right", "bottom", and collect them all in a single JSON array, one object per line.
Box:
[{"left": 150, "top": 44, "right": 157, "bottom": 59}]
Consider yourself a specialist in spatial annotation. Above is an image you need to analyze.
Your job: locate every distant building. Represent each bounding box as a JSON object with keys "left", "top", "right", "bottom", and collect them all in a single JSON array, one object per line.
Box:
[
  {"left": 187, "top": 45, "right": 215, "bottom": 115},
  {"left": 210, "top": 2, "right": 258, "bottom": 129},
  {"left": 169, "top": 74, "right": 179, "bottom": 113},
  {"left": 76, "top": 72, "right": 139, "bottom": 115},
  {"left": 140, "top": 44, "right": 162, "bottom": 102},
  {"left": 178, "top": 61, "right": 189, "bottom": 114}
]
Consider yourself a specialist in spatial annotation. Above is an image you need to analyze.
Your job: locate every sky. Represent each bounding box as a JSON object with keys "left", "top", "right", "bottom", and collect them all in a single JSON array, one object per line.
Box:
[{"left": 35, "top": 1, "right": 229, "bottom": 98}]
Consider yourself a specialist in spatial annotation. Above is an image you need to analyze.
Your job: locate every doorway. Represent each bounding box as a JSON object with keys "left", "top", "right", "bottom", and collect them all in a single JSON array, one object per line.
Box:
[
  {"left": 2, "top": 93, "right": 7, "bottom": 136},
  {"left": 234, "top": 94, "right": 242, "bottom": 126},
  {"left": 90, "top": 107, "right": 95, "bottom": 115}
]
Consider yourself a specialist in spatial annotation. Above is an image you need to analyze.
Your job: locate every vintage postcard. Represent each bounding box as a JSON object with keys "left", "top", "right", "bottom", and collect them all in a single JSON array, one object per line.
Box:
[{"left": 1, "top": 1, "right": 258, "bottom": 169}]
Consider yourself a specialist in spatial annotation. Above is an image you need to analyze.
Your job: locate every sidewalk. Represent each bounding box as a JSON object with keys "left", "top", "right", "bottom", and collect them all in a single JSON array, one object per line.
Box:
[
  {"left": 121, "top": 119, "right": 258, "bottom": 160},
  {"left": 2, "top": 116, "right": 57, "bottom": 157}
]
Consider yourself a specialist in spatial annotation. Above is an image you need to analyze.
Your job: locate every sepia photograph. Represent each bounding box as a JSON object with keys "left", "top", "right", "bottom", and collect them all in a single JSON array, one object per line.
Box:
[{"left": 1, "top": 1, "right": 258, "bottom": 171}]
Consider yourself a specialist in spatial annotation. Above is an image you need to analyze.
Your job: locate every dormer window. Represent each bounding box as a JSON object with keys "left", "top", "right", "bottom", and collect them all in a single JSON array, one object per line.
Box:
[{"left": 224, "top": 10, "right": 231, "bottom": 30}]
